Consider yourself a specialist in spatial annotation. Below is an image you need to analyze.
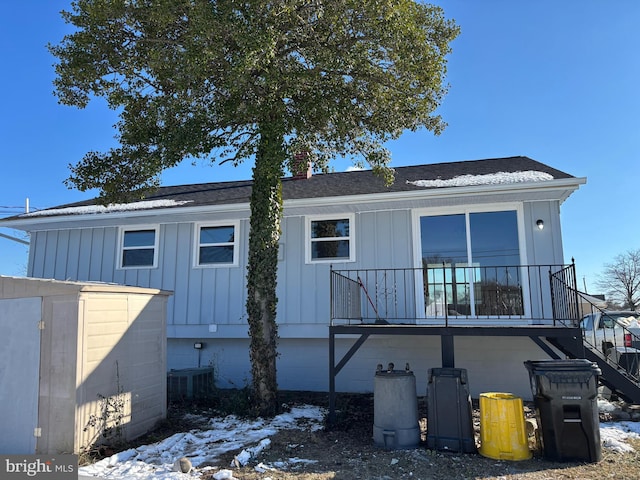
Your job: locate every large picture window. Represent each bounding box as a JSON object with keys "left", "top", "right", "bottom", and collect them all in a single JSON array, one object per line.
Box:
[
  {"left": 420, "top": 209, "right": 522, "bottom": 317},
  {"left": 307, "top": 215, "right": 354, "bottom": 263},
  {"left": 120, "top": 227, "right": 158, "bottom": 268},
  {"left": 196, "top": 222, "right": 238, "bottom": 266}
]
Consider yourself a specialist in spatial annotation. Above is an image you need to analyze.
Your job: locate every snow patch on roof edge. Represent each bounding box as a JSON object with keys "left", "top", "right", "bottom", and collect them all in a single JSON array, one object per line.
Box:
[
  {"left": 23, "top": 199, "right": 193, "bottom": 217},
  {"left": 406, "top": 171, "right": 554, "bottom": 188}
]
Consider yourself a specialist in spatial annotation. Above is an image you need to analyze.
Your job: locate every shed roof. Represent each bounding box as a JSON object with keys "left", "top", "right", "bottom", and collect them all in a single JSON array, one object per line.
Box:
[{"left": 0, "top": 275, "right": 173, "bottom": 298}]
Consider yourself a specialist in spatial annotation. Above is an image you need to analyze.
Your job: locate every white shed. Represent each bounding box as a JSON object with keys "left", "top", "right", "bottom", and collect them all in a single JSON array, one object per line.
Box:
[{"left": 0, "top": 276, "right": 172, "bottom": 454}]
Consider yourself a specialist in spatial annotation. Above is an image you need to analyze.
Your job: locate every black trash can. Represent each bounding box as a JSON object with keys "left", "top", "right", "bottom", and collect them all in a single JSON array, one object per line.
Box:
[
  {"left": 524, "top": 359, "right": 602, "bottom": 462},
  {"left": 426, "top": 367, "right": 476, "bottom": 453}
]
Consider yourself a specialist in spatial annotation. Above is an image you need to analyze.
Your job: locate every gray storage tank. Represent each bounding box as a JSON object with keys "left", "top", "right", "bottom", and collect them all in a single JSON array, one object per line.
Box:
[{"left": 373, "top": 363, "right": 420, "bottom": 450}]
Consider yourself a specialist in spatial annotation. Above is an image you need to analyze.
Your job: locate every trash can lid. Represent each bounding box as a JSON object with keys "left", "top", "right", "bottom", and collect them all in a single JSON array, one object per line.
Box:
[{"left": 524, "top": 359, "right": 601, "bottom": 375}]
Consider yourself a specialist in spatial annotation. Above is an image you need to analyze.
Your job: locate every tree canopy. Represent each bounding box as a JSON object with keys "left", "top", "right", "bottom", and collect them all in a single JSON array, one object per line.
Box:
[
  {"left": 50, "top": 0, "right": 458, "bottom": 415},
  {"left": 51, "top": 0, "right": 458, "bottom": 200}
]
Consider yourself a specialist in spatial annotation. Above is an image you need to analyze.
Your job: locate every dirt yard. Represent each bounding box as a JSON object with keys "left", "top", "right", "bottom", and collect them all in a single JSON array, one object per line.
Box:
[{"left": 183, "top": 391, "right": 640, "bottom": 480}]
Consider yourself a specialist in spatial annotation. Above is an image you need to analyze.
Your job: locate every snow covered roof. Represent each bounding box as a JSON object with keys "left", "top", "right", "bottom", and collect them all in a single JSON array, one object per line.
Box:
[
  {"left": 22, "top": 199, "right": 192, "bottom": 218},
  {"left": 2, "top": 156, "right": 583, "bottom": 222},
  {"left": 406, "top": 170, "right": 554, "bottom": 188}
]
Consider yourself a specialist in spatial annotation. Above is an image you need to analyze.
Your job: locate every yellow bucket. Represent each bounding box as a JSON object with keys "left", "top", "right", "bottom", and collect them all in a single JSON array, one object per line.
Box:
[{"left": 479, "top": 392, "right": 532, "bottom": 461}]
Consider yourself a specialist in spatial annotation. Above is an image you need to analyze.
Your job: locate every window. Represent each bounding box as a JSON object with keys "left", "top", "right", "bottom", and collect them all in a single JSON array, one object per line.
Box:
[
  {"left": 419, "top": 209, "right": 522, "bottom": 317},
  {"left": 120, "top": 227, "right": 158, "bottom": 268},
  {"left": 307, "top": 215, "right": 354, "bottom": 263},
  {"left": 196, "top": 222, "right": 238, "bottom": 266}
]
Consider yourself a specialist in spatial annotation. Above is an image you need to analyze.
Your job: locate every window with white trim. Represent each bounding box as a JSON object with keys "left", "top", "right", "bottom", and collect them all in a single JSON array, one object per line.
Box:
[
  {"left": 196, "top": 222, "right": 238, "bottom": 266},
  {"left": 120, "top": 227, "right": 158, "bottom": 268},
  {"left": 418, "top": 208, "right": 523, "bottom": 317},
  {"left": 307, "top": 215, "right": 354, "bottom": 263}
]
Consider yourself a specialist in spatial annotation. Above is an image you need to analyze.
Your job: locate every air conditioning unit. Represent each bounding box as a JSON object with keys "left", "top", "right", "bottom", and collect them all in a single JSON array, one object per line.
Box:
[{"left": 167, "top": 368, "right": 215, "bottom": 401}]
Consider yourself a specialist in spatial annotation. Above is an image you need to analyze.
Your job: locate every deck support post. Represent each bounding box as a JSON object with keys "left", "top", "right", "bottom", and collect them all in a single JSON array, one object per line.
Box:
[
  {"left": 329, "top": 329, "right": 336, "bottom": 424},
  {"left": 328, "top": 328, "right": 370, "bottom": 424}
]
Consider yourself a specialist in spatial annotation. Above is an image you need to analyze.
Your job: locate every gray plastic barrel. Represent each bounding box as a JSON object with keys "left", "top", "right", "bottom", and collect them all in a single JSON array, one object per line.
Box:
[{"left": 373, "top": 363, "right": 420, "bottom": 450}]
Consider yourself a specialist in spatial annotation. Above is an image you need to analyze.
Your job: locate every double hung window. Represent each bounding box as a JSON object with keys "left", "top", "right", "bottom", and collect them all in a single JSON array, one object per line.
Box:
[
  {"left": 307, "top": 215, "right": 354, "bottom": 263},
  {"left": 196, "top": 222, "right": 238, "bottom": 266},
  {"left": 120, "top": 227, "right": 158, "bottom": 268}
]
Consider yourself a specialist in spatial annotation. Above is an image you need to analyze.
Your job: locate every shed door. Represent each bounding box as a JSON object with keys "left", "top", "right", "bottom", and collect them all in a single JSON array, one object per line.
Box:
[{"left": 0, "top": 297, "right": 42, "bottom": 454}]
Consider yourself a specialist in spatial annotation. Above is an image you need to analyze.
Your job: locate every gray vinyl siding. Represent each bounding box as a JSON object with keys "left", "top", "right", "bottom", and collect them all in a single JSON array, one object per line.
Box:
[
  {"left": 523, "top": 200, "right": 564, "bottom": 266},
  {"left": 25, "top": 198, "right": 565, "bottom": 338}
]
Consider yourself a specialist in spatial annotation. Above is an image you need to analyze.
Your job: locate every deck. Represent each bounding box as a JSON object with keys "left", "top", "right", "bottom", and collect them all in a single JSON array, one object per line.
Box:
[{"left": 327, "top": 264, "right": 640, "bottom": 420}]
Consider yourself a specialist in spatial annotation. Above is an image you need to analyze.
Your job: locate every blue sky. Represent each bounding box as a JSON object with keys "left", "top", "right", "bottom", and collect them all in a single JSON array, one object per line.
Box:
[{"left": 1, "top": 1, "right": 639, "bottom": 293}]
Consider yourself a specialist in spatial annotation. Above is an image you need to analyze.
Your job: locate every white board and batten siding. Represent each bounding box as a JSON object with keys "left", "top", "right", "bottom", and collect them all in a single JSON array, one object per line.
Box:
[
  {"left": 25, "top": 194, "right": 566, "bottom": 398},
  {"left": 0, "top": 276, "right": 171, "bottom": 454}
]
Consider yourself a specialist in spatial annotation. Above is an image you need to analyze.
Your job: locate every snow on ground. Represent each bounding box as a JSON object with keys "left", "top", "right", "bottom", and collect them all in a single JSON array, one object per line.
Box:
[
  {"left": 598, "top": 398, "right": 640, "bottom": 453},
  {"left": 79, "top": 401, "right": 640, "bottom": 480},
  {"left": 78, "top": 405, "right": 325, "bottom": 480}
]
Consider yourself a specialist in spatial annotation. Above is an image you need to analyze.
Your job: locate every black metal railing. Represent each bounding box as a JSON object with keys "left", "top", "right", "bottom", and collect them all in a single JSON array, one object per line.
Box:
[
  {"left": 575, "top": 294, "right": 640, "bottom": 383},
  {"left": 330, "top": 264, "right": 576, "bottom": 326},
  {"left": 550, "top": 262, "right": 581, "bottom": 325}
]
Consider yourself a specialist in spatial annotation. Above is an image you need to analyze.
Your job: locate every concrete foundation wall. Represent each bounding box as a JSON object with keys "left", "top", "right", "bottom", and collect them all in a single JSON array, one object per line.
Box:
[{"left": 168, "top": 336, "right": 550, "bottom": 400}]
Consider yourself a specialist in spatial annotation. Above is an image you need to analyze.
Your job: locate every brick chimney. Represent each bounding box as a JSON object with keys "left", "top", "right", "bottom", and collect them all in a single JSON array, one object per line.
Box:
[{"left": 291, "top": 151, "right": 312, "bottom": 180}]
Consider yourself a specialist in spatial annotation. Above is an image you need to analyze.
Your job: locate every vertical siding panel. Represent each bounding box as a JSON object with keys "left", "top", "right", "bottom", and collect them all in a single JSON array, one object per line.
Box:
[
  {"left": 358, "top": 211, "right": 376, "bottom": 268},
  {"left": 100, "top": 227, "right": 118, "bottom": 284},
  {"left": 171, "top": 223, "right": 192, "bottom": 325},
  {"left": 27, "top": 233, "right": 37, "bottom": 277},
  {"left": 66, "top": 230, "right": 82, "bottom": 281},
  {"left": 525, "top": 201, "right": 561, "bottom": 266},
  {"left": 187, "top": 268, "right": 203, "bottom": 325},
  {"left": 42, "top": 231, "right": 59, "bottom": 278},
  {"left": 214, "top": 219, "right": 247, "bottom": 326},
  {"left": 112, "top": 267, "right": 126, "bottom": 286},
  {"left": 77, "top": 229, "right": 94, "bottom": 281},
  {"left": 161, "top": 223, "right": 178, "bottom": 325},
  {"left": 276, "top": 217, "right": 288, "bottom": 324},
  {"left": 54, "top": 230, "right": 70, "bottom": 280},
  {"left": 389, "top": 210, "right": 412, "bottom": 267},
  {"left": 147, "top": 224, "right": 164, "bottom": 290},
  {"left": 280, "top": 216, "right": 304, "bottom": 325},
  {"left": 30, "top": 231, "right": 47, "bottom": 277},
  {"left": 314, "top": 263, "right": 331, "bottom": 325},
  {"left": 200, "top": 269, "right": 215, "bottom": 324},
  {"left": 123, "top": 269, "right": 139, "bottom": 288},
  {"left": 136, "top": 267, "right": 152, "bottom": 288},
  {"left": 88, "top": 228, "right": 105, "bottom": 281}
]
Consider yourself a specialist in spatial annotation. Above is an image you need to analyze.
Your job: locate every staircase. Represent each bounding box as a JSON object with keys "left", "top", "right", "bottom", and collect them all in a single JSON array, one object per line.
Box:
[
  {"left": 545, "top": 335, "right": 640, "bottom": 404},
  {"left": 548, "top": 264, "right": 640, "bottom": 403}
]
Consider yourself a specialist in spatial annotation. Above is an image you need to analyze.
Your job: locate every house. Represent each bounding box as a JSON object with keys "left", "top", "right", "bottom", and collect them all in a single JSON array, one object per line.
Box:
[{"left": 2, "top": 156, "right": 614, "bottom": 401}]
